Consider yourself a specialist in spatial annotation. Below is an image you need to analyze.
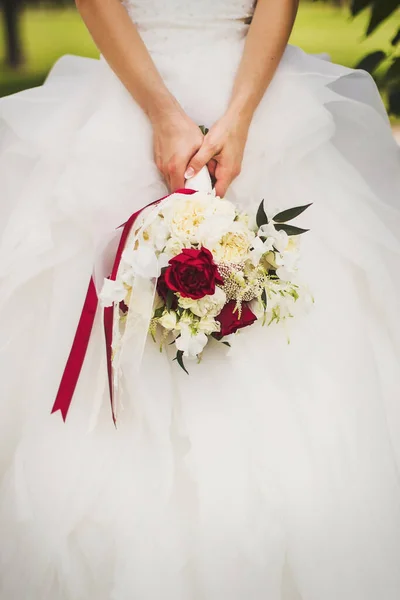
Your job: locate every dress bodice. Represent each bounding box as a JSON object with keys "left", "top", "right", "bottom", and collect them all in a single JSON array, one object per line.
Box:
[{"left": 122, "top": 0, "right": 255, "bottom": 53}]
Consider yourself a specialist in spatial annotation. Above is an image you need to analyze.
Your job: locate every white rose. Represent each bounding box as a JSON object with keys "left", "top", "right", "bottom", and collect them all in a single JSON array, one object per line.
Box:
[
  {"left": 99, "top": 278, "right": 127, "bottom": 307},
  {"left": 163, "top": 237, "right": 186, "bottom": 260},
  {"left": 158, "top": 311, "right": 178, "bottom": 330},
  {"left": 178, "top": 296, "right": 198, "bottom": 311},
  {"left": 189, "top": 287, "right": 227, "bottom": 318}
]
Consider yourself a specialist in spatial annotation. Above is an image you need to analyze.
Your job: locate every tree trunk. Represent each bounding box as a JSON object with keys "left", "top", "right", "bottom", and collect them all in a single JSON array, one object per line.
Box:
[{"left": 2, "top": 0, "right": 24, "bottom": 68}]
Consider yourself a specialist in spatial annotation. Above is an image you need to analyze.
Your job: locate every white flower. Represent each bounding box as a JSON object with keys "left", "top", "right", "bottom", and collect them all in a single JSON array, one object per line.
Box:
[
  {"left": 163, "top": 236, "right": 186, "bottom": 260},
  {"left": 122, "top": 245, "right": 159, "bottom": 279},
  {"left": 258, "top": 223, "right": 289, "bottom": 254},
  {"left": 197, "top": 316, "right": 221, "bottom": 335},
  {"left": 142, "top": 219, "right": 169, "bottom": 252},
  {"left": 249, "top": 297, "right": 265, "bottom": 320},
  {"left": 175, "top": 324, "right": 208, "bottom": 358},
  {"left": 273, "top": 230, "right": 289, "bottom": 254},
  {"left": 275, "top": 247, "right": 299, "bottom": 282},
  {"left": 249, "top": 236, "right": 274, "bottom": 266},
  {"left": 212, "top": 198, "right": 237, "bottom": 220},
  {"left": 210, "top": 223, "right": 255, "bottom": 264},
  {"left": 179, "top": 286, "right": 226, "bottom": 318},
  {"left": 158, "top": 311, "right": 177, "bottom": 330},
  {"left": 162, "top": 192, "right": 238, "bottom": 247},
  {"left": 197, "top": 214, "right": 236, "bottom": 249},
  {"left": 178, "top": 296, "right": 198, "bottom": 311},
  {"left": 162, "top": 194, "right": 210, "bottom": 243},
  {"left": 99, "top": 278, "right": 127, "bottom": 307}
]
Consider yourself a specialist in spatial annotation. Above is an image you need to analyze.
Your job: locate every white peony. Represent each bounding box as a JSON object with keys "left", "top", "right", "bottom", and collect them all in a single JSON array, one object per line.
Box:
[
  {"left": 99, "top": 278, "right": 127, "bottom": 307},
  {"left": 175, "top": 324, "right": 208, "bottom": 358},
  {"left": 162, "top": 194, "right": 210, "bottom": 243},
  {"left": 212, "top": 224, "right": 255, "bottom": 264},
  {"left": 212, "top": 198, "right": 237, "bottom": 220},
  {"left": 158, "top": 311, "right": 177, "bottom": 330}
]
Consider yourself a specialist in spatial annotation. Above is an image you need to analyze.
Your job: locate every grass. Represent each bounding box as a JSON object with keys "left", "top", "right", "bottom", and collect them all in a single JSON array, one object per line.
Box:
[{"left": 0, "top": 3, "right": 399, "bottom": 97}]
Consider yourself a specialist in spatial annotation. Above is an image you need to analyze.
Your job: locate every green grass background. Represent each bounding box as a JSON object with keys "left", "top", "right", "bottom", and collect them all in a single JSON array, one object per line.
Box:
[{"left": 0, "top": 2, "right": 399, "bottom": 97}]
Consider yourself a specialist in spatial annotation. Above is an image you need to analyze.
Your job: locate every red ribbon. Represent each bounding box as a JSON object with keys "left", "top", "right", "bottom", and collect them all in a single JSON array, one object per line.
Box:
[{"left": 52, "top": 188, "right": 196, "bottom": 423}]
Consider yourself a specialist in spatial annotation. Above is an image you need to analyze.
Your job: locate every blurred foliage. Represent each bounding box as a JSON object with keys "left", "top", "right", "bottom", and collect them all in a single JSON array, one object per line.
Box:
[{"left": 349, "top": 0, "right": 400, "bottom": 114}]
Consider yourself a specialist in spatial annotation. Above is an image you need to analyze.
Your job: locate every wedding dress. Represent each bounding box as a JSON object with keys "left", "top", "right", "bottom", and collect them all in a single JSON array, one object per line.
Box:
[{"left": 1, "top": 0, "right": 400, "bottom": 598}]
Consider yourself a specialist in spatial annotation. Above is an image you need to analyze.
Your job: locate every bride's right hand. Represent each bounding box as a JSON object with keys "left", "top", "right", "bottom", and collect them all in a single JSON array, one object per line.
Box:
[{"left": 151, "top": 110, "right": 205, "bottom": 192}]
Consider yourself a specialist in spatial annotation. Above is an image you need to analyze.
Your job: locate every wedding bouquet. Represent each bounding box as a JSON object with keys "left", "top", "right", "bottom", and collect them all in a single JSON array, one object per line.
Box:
[
  {"left": 100, "top": 174, "right": 312, "bottom": 373},
  {"left": 51, "top": 169, "right": 312, "bottom": 423}
]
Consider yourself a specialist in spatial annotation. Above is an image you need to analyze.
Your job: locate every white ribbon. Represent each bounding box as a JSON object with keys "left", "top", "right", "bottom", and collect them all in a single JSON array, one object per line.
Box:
[{"left": 98, "top": 166, "right": 213, "bottom": 421}]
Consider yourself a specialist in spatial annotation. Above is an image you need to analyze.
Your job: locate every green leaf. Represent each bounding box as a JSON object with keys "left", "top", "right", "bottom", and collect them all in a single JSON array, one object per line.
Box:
[
  {"left": 350, "top": 0, "right": 372, "bottom": 18},
  {"left": 175, "top": 350, "right": 189, "bottom": 374},
  {"left": 385, "top": 57, "right": 400, "bottom": 83},
  {"left": 261, "top": 288, "right": 268, "bottom": 309},
  {"left": 256, "top": 200, "right": 268, "bottom": 228},
  {"left": 166, "top": 290, "right": 175, "bottom": 311},
  {"left": 392, "top": 28, "right": 400, "bottom": 46},
  {"left": 275, "top": 224, "right": 309, "bottom": 236},
  {"left": 273, "top": 203, "right": 312, "bottom": 224},
  {"left": 367, "top": 1, "right": 399, "bottom": 37},
  {"left": 355, "top": 51, "right": 387, "bottom": 74},
  {"left": 388, "top": 88, "right": 400, "bottom": 117}
]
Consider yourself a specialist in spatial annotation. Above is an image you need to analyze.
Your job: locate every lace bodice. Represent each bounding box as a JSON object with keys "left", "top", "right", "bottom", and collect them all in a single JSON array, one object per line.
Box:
[{"left": 122, "top": 0, "right": 255, "bottom": 53}]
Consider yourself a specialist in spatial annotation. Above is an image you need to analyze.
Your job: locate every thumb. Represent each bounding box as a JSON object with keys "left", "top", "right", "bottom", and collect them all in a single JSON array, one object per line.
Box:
[{"left": 185, "top": 143, "right": 216, "bottom": 180}]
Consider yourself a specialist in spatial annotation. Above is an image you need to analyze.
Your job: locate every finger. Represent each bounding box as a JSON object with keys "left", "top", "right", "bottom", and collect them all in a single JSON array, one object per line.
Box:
[
  {"left": 167, "top": 158, "right": 186, "bottom": 192},
  {"left": 185, "top": 139, "right": 219, "bottom": 180},
  {"left": 214, "top": 165, "right": 233, "bottom": 198},
  {"left": 207, "top": 158, "right": 217, "bottom": 179}
]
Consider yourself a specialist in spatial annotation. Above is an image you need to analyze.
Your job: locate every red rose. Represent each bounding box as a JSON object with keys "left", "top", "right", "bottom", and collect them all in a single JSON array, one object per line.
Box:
[
  {"left": 215, "top": 301, "right": 257, "bottom": 339},
  {"left": 164, "top": 247, "right": 223, "bottom": 300}
]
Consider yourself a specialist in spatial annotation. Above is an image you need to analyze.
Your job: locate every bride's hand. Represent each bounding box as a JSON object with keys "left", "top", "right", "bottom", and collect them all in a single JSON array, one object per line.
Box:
[
  {"left": 152, "top": 110, "right": 205, "bottom": 192},
  {"left": 184, "top": 113, "right": 250, "bottom": 197}
]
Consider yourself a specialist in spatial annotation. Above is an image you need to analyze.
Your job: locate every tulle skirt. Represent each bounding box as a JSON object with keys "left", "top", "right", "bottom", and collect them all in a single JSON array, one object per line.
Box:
[{"left": 1, "top": 38, "right": 400, "bottom": 600}]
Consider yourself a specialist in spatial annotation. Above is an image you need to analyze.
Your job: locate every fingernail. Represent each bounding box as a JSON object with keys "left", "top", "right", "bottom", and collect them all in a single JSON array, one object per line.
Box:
[{"left": 184, "top": 167, "right": 195, "bottom": 179}]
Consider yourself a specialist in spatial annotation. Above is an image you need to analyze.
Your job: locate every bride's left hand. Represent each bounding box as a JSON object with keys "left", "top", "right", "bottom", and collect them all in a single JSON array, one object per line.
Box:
[{"left": 184, "top": 113, "right": 250, "bottom": 197}]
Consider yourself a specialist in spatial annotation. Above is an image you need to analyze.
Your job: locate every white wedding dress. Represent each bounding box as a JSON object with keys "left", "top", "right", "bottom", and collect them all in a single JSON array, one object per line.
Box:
[{"left": 1, "top": 1, "right": 400, "bottom": 598}]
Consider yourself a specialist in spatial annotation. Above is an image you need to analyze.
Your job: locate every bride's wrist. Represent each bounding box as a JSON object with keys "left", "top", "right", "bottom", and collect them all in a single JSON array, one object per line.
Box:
[
  {"left": 146, "top": 93, "right": 185, "bottom": 126},
  {"left": 226, "top": 85, "right": 263, "bottom": 128},
  {"left": 223, "top": 103, "right": 253, "bottom": 136}
]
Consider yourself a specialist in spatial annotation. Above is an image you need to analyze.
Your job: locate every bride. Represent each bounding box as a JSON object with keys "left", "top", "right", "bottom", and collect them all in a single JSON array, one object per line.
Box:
[{"left": 1, "top": 0, "right": 400, "bottom": 598}]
